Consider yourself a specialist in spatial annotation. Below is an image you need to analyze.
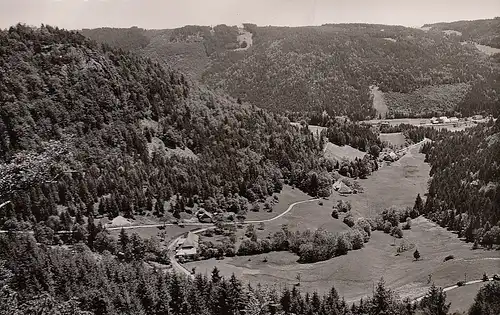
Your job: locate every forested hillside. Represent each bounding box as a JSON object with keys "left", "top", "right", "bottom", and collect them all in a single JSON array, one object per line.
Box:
[
  {"left": 0, "top": 24, "right": 329, "bottom": 230},
  {"left": 81, "top": 22, "right": 500, "bottom": 120},
  {"left": 422, "top": 119, "right": 500, "bottom": 247},
  {"left": 423, "top": 17, "right": 500, "bottom": 48}
]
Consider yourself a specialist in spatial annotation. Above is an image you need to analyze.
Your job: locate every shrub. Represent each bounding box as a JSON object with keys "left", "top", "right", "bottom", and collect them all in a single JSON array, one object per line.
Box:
[
  {"left": 331, "top": 209, "right": 339, "bottom": 219},
  {"left": 391, "top": 226, "right": 403, "bottom": 238},
  {"left": 443, "top": 255, "right": 455, "bottom": 262},
  {"left": 482, "top": 273, "right": 489, "bottom": 282},
  {"left": 237, "top": 240, "right": 261, "bottom": 256},
  {"left": 383, "top": 221, "right": 392, "bottom": 233},
  {"left": 336, "top": 234, "right": 352, "bottom": 256},
  {"left": 251, "top": 203, "right": 260, "bottom": 212},
  {"left": 350, "top": 230, "right": 365, "bottom": 250},
  {"left": 337, "top": 200, "right": 352, "bottom": 213},
  {"left": 356, "top": 218, "right": 372, "bottom": 237},
  {"left": 343, "top": 214, "right": 355, "bottom": 228},
  {"left": 403, "top": 217, "right": 412, "bottom": 230}
]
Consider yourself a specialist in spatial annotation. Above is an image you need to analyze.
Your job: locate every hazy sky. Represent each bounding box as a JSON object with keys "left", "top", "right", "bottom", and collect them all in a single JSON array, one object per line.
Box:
[{"left": 0, "top": 0, "right": 499, "bottom": 30}]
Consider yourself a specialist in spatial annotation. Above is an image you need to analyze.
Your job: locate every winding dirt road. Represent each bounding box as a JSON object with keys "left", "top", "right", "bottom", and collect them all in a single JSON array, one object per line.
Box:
[{"left": 167, "top": 198, "right": 320, "bottom": 277}]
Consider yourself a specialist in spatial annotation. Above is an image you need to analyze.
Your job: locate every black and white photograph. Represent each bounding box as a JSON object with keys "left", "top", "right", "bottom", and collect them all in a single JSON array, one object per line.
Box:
[{"left": 0, "top": 1, "right": 499, "bottom": 314}]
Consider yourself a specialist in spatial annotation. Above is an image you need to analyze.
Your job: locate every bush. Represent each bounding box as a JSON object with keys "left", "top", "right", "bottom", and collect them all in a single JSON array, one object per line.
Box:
[
  {"left": 331, "top": 209, "right": 339, "bottom": 219},
  {"left": 343, "top": 214, "right": 355, "bottom": 228},
  {"left": 350, "top": 230, "right": 364, "bottom": 250},
  {"left": 383, "top": 221, "right": 392, "bottom": 233},
  {"left": 336, "top": 234, "right": 352, "bottom": 256},
  {"left": 483, "top": 273, "right": 489, "bottom": 282},
  {"left": 251, "top": 203, "right": 261, "bottom": 212},
  {"left": 443, "top": 255, "right": 455, "bottom": 262},
  {"left": 403, "top": 217, "right": 412, "bottom": 230},
  {"left": 356, "top": 218, "right": 372, "bottom": 237},
  {"left": 391, "top": 226, "right": 403, "bottom": 238},
  {"left": 337, "top": 200, "right": 352, "bottom": 213}
]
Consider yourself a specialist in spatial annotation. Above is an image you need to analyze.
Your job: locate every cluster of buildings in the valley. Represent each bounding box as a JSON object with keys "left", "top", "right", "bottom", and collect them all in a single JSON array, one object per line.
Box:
[{"left": 429, "top": 116, "right": 460, "bottom": 124}]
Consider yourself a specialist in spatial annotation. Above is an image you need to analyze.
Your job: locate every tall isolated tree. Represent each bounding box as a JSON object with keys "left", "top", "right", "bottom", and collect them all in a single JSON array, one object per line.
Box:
[{"left": 413, "top": 249, "right": 421, "bottom": 261}]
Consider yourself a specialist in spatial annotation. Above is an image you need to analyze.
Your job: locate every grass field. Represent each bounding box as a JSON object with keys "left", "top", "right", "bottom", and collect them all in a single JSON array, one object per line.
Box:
[
  {"left": 379, "top": 132, "right": 407, "bottom": 148},
  {"left": 108, "top": 225, "right": 191, "bottom": 244},
  {"left": 186, "top": 141, "right": 500, "bottom": 304},
  {"left": 324, "top": 142, "right": 367, "bottom": 162},
  {"left": 345, "top": 142, "right": 430, "bottom": 218},
  {"left": 370, "top": 85, "right": 388, "bottom": 119},
  {"left": 244, "top": 185, "right": 311, "bottom": 222},
  {"left": 445, "top": 281, "right": 485, "bottom": 313}
]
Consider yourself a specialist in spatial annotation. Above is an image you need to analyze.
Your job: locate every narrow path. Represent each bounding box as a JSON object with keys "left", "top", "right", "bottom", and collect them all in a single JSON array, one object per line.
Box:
[
  {"left": 346, "top": 277, "right": 498, "bottom": 305},
  {"left": 413, "top": 278, "right": 496, "bottom": 303}
]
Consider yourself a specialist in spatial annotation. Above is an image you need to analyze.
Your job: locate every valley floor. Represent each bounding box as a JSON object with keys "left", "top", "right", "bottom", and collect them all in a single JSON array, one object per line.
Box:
[{"left": 184, "top": 141, "right": 500, "bottom": 312}]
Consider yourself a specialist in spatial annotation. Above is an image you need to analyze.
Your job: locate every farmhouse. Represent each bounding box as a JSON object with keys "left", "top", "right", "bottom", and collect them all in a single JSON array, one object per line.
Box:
[
  {"left": 175, "top": 232, "right": 199, "bottom": 259},
  {"left": 333, "top": 180, "right": 353, "bottom": 195},
  {"left": 196, "top": 209, "right": 213, "bottom": 223}
]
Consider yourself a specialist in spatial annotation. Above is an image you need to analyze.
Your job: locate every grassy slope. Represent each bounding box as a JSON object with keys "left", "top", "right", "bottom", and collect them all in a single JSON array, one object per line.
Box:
[{"left": 324, "top": 142, "right": 367, "bottom": 162}]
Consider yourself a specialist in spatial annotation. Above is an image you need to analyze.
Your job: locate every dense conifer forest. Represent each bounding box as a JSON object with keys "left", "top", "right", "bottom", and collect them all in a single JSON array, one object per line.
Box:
[{"left": 422, "top": 119, "right": 500, "bottom": 247}]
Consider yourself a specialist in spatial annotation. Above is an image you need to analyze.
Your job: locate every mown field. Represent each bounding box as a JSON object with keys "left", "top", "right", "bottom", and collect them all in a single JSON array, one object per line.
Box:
[{"left": 379, "top": 132, "right": 407, "bottom": 148}]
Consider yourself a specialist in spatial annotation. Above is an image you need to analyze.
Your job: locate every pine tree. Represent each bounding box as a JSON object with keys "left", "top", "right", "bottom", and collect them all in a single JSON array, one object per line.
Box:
[
  {"left": 412, "top": 194, "right": 423, "bottom": 217},
  {"left": 211, "top": 266, "right": 222, "bottom": 283},
  {"left": 419, "top": 284, "right": 450, "bottom": 315},
  {"left": 119, "top": 228, "right": 129, "bottom": 252}
]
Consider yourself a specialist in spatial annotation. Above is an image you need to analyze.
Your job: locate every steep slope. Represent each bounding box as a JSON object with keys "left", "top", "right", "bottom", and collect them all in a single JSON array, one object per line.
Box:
[
  {"left": 0, "top": 24, "right": 329, "bottom": 228},
  {"left": 81, "top": 23, "right": 500, "bottom": 120},
  {"left": 422, "top": 118, "right": 500, "bottom": 246}
]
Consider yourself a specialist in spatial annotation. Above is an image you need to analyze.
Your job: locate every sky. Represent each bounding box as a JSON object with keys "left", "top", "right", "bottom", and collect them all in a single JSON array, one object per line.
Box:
[{"left": 0, "top": 0, "right": 499, "bottom": 30}]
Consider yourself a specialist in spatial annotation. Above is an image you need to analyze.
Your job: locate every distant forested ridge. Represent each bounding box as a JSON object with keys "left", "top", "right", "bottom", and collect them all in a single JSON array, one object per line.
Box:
[
  {"left": 81, "top": 22, "right": 500, "bottom": 120},
  {"left": 422, "top": 119, "right": 500, "bottom": 247},
  {"left": 0, "top": 24, "right": 331, "bottom": 229},
  {"left": 423, "top": 17, "right": 500, "bottom": 48}
]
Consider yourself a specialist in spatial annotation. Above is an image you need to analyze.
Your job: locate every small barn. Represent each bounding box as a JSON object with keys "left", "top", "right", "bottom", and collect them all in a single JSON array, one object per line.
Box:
[{"left": 196, "top": 209, "right": 213, "bottom": 223}]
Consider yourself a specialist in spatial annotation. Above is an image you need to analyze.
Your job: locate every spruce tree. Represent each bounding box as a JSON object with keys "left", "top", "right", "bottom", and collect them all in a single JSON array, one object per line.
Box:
[{"left": 419, "top": 284, "right": 450, "bottom": 315}]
